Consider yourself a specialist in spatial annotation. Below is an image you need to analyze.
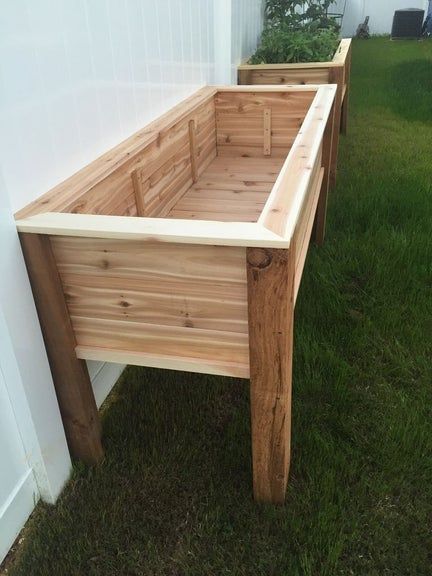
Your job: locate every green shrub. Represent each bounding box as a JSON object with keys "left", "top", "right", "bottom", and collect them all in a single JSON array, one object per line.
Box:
[{"left": 249, "top": 26, "right": 339, "bottom": 64}]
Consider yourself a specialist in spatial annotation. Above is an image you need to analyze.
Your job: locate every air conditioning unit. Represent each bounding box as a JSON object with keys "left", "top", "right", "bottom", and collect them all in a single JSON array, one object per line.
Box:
[{"left": 391, "top": 8, "right": 425, "bottom": 39}]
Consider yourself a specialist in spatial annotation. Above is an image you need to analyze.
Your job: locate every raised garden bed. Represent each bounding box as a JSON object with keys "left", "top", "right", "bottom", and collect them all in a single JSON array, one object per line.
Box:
[
  {"left": 238, "top": 38, "right": 352, "bottom": 187},
  {"left": 16, "top": 84, "right": 336, "bottom": 504}
]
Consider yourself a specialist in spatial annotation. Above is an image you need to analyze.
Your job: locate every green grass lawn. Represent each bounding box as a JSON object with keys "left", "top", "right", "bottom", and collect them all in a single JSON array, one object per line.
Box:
[{"left": 7, "top": 38, "right": 432, "bottom": 576}]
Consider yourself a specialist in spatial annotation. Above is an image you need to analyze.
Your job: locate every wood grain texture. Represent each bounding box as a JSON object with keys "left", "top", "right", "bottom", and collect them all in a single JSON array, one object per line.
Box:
[
  {"left": 263, "top": 108, "right": 271, "bottom": 156},
  {"left": 73, "top": 318, "right": 249, "bottom": 376},
  {"left": 15, "top": 87, "right": 217, "bottom": 220},
  {"left": 313, "top": 99, "right": 336, "bottom": 247},
  {"left": 247, "top": 246, "right": 295, "bottom": 503},
  {"left": 50, "top": 236, "right": 250, "bottom": 377},
  {"left": 115, "top": 98, "right": 217, "bottom": 219},
  {"left": 76, "top": 346, "right": 249, "bottom": 378},
  {"left": 19, "top": 233, "right": 103, "bottom": 464},
  {"left": 167, "top": 156, "right": 284, "bottom": 223},
  {"left": 238, "top": 39, "right": 352, "bottom": 188},
  {"left": 215, "top": 91, "right": 314, "bottom": 158},
  {"left": 16, "top": 212, "right": 287, "bottom": 248},
  {"left": 294, "top": 166, "right": 324, "bottom": 301},
  {"left": 189, "top": 118, "right": 198, "bottom": 182},
  {"left": 332, "top": 38, "right": 351, "bottom": 65},
  {"left": 239, "top": 67, "right": 329, "bottom": 86},
  {"left": 259, "top": 85, "right": 336, "bottom": 240},
  {"left": 293, "top": 154, "right": 322, "bottom": 271},
  {"left": 131, "top": 169, "right": 145, "bottom": 216}
]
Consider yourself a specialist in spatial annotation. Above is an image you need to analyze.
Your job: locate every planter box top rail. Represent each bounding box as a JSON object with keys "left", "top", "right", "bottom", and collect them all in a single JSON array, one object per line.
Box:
[{"left": 16, "top": 84, "right": 336, "bottom": 249}]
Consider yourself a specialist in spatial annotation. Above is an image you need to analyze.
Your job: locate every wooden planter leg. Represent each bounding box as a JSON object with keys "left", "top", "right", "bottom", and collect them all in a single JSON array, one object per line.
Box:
[
  {"left": 19, "top": 233, "right": 104, "bottom": 465},
  {"left": 247, "top": 247, "right": 295, "bottom": 504},
  {"left": 328, "top": 65, "right": 343, "bottom": 189},
  {"left": 314, "top": 100, "right": 336, "bottom": 246},
  {"left": 340, "top": 46, "right": 351, "bottom": 135}
]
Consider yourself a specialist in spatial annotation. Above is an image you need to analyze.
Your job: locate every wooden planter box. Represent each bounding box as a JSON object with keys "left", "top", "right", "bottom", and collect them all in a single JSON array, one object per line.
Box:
[
  {"left": 16, "top": 84, "right": 336, "bottom": 504},
  {"left": 238, "top": 38, "right": 352, "bottom": 187}
]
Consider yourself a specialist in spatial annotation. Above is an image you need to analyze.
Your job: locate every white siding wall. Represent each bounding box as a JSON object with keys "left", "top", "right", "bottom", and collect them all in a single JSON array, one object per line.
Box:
[
  {"left": 333, "top": 0, "right": 429, "bottom": 36},
  {"left": 0, "top": 0, "right": 263, "bottom": 412},
  {"left": 0, "top": 173, "right": 71, "bottom": 564},
  {"left": 231, "top": 0, "right": 263, "bottom": 81},
  {"left": 0, "top": 314, "right": 39, "bottom": 563},
  {"left": 0, "top": 0, "right": 218, "bottom": 214}
]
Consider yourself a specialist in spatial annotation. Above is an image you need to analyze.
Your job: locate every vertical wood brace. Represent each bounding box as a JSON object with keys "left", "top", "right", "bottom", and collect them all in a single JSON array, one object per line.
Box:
[
  {"left": 263, "top": 108, "right": 272, "bottom": 156},
  {"left": 247, "top": 246, "right": 295, "bottom": 504},
  {"left": 131, "top": 169, "right": 146, "bottom": 216},
  {"left": 238, "top": 69, "right": 253, "bottom": 85},
  {"left": 188, "top": 118, "right": 198, "bottom": 183},
  {"left": 19, "top": 233, "right": 103, "bottom": 465}
]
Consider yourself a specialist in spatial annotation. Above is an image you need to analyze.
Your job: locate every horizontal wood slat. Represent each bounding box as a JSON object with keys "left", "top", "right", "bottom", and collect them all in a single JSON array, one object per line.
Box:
[
  {"left": 50, "top": 236, "right": 249, "bottom": 376},
  {"left": 51, "top": 237, "right": 246, "bottom": 281},
  {"left": 73, "top": 317, "right": 249, "bottom": 373},
  {"left": 215, "top": 90, "right": 314, "bottom": 158},
  {"left": 76, "top": 345, "right": 249, "bottom": 379},
  {"left": 241, "top": 68, "right": 329, "bottom": 86},
  {"left": 167, "top": 156, "right": 283, "bottom": 223}
]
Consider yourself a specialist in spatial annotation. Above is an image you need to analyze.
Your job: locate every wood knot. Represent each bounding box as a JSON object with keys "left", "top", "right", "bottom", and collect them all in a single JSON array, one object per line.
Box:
[
  {"left": 100, "top": 259, "right": 109, "bottom": 269},
  {"left": 247, "top": 248, "right": 272, "bottom": 269},
  {"left": 119, "top": 300, "right": 130, "bottom": 308}
]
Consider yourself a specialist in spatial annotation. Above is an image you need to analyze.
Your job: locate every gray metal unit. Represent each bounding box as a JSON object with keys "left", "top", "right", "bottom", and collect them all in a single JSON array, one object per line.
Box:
[{"left": 391, "top": 8, "right": 425, "bottom": 39}]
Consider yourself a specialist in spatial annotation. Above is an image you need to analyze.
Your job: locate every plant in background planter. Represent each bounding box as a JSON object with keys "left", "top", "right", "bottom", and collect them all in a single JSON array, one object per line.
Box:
[
  {"left": 249, "top": 26, "right": 339, "bottom": 64},
  {"left": 250, "top": 0, "right": 340, "bottom": 65}
]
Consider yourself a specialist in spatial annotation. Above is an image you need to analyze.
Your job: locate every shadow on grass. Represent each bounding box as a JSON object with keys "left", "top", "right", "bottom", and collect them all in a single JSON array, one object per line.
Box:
[{"left": 390, "top": 58, "right": 432, "bottom": 122}]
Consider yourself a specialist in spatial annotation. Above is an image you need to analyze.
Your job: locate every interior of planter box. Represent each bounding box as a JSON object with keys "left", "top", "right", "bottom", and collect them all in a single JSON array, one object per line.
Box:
[{"left": 17, "top": 90, "right": 316, "bottom": 223}]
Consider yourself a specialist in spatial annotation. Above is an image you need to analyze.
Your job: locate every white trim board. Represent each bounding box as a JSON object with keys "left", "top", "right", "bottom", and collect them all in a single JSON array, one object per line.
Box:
[
  {"left": 0, "top": 470, "right": 38, "bottom": 564},
  {"left": 90, "top": 361, "right": 126, "bottom": 409}
]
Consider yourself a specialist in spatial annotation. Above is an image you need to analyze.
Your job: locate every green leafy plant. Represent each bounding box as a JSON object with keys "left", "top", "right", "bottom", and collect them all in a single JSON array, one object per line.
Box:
[
  {"left": 249, "top": 0, "right": 340, "bottom": 64},
  {"left": 249, "top": 25, "right": 339, "bottom": 64},
  {"left": 265, "top": 0, "right": 338, "bottom": 30}
]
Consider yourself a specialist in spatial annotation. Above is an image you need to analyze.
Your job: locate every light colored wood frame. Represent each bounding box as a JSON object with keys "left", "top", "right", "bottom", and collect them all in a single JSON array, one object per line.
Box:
[
  {"left": 16, "top": 85, "right": 336, "bottom": 249},
  {"left": 16, "top": 84, "right": 336, "bottom": 504},
  {"left": 238, "top": 39, "right": 352, "bottom": 188}
]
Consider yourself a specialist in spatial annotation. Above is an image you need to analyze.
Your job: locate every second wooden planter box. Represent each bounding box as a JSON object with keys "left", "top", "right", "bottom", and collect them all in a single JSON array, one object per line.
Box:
[
  {"left": 16, "top": 85, "right": 336, "bottom": 504},
  {"left": 238, "top": 38, "right": 352, "bottom": 187}
]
